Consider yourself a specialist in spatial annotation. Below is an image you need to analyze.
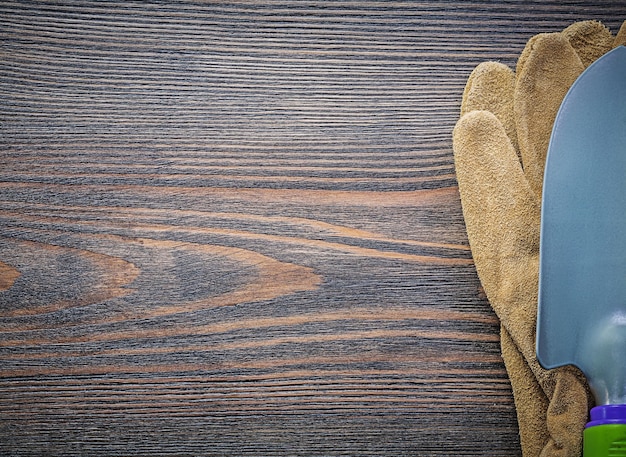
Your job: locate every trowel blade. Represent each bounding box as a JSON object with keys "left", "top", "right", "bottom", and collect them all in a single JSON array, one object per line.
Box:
[{"left": 536, "top": 46, "right": 626, "bottom": 377}]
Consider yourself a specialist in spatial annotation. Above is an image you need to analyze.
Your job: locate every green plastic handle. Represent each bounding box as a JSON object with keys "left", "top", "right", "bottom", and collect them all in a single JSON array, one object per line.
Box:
[{"left": 584, "top": 424, "right": 626, "bottom": 456}]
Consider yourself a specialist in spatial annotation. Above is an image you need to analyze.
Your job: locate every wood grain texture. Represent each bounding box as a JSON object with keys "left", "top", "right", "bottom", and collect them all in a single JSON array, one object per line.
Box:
[{"left": 1, "top": 2, "right": 625, "bottom": 455}]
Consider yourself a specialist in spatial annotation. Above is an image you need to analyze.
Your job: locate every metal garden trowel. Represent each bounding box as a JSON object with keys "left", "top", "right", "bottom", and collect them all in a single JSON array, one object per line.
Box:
[{"left": 537, "top": 45, "right": 626, "bottom": 456}]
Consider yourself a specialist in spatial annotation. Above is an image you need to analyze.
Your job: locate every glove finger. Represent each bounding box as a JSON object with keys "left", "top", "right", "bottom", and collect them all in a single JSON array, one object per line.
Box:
[
  {"left": 503, "top": 322, "right": 591, "bottom": 457},
  {"left": 453, "top": 111, "right": 540, "bottom": 333},
  {"left": 461, "top": 61, "right": 519, "bottom": 157},
  {"left": 562, "top": 20, "right": 614, "bottom": 68},
  {"left": 540, "top": 366, "right": 592, "bottom": 457},
  {"left": 514, "top": 33, "right": 585, "bottom": 198},
  {"left": 501, "top": 325, "right": 550, "bottom": 457},
  {"left": 615, "top": 20, "right": 626, "bottom": 47}
]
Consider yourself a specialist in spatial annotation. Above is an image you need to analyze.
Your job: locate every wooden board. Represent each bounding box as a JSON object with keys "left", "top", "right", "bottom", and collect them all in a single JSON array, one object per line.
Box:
[{"left": 1, "top": 2, "right": 624, "bottom": 455}]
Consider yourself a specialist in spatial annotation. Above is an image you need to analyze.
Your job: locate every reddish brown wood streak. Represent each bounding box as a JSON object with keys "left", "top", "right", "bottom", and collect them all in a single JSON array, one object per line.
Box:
[
  {"left": 0, "top": 261, "right": 20, "bottom": 291},
  {"left": 0, "top": 305, "right": 498, "bottom": 347},
  {"left": 0, "top": 181, "right": 461, "bottom": 208}
]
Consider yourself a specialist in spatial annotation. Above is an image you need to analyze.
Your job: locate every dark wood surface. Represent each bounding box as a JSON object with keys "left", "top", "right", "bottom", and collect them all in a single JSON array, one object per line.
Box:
[{"left": 1, "top": 2, "right": 624, "bottom": 455}]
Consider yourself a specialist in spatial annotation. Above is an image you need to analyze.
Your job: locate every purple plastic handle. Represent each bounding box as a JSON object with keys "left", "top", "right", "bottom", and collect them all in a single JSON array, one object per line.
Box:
[{"left": 586, "top": 405, "right": 626, "bottom": 428}]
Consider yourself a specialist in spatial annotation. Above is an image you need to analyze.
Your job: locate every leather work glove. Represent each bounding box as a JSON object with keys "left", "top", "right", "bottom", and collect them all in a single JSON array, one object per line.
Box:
[{"left": 453, "top": 20, "right": 626, "bottom": 457}]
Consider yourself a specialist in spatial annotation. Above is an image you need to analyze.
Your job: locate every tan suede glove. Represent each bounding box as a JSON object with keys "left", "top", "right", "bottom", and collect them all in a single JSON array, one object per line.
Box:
[{"left": 453, "top": 20, "right": 626, "bottom": 457}]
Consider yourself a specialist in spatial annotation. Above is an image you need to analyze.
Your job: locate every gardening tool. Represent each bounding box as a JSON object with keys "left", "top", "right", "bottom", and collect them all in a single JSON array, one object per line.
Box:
[{"left": 537, "top": 45, "right": 626, "bottom": 456}]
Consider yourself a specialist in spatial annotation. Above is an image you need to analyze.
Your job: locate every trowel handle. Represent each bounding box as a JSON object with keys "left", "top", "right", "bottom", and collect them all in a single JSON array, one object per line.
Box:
[{"left": 584, "top": 405, "right": 626, "bottom": 456}]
